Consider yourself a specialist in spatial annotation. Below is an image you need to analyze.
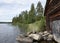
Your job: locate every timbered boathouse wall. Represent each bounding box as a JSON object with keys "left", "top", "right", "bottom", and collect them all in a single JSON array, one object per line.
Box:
[{"left": 44, "top": 0, "right": 60, "bottom": 31}]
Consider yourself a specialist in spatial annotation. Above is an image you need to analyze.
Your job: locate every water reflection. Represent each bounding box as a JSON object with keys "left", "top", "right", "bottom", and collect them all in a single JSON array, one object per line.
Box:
[{"left": 0, "top": 24, "right": 21, "bottom": 43}]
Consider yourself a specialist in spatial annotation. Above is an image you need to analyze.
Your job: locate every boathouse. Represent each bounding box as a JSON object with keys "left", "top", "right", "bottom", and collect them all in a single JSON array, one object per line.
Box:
[{"left": 44, "top": 0, "right": 60, "bottom": 31}]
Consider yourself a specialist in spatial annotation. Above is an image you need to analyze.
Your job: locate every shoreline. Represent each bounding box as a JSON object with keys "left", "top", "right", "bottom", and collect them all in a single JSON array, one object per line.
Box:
[{"left": 16, "top": 31, "right": 58, "bottom": 43}]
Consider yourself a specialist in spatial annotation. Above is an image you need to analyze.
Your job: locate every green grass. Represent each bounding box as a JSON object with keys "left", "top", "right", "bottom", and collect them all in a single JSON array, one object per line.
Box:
[{"left": 27, "top": 18, "right": 46, "bottom": 32}]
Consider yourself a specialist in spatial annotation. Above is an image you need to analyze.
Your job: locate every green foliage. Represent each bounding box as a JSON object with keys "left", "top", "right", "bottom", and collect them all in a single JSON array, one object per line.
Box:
[
  {"left": 12, "top": 1, "right": 45, "bottom": 32},
  {"left": 12, "top": 1, "right": 43, "bottom": 24},
  {"left": 36, "top": 1, "right": 43, "bottom": 14},
  {"left": 20, "top": 11, "right": 28, "bottom": 24},
  {"left": 12, "top": 17, "right": 19, "bottom": 24},
  {"left": 27, "top": 16, "right": 46, "bottom": 32},
  {"left": 39, "top": 16, "right": 46, "bottom": 31},
  {"left": 28, "top": 3, "right": 36, "bottom": 23},
  {"left": 36, "top": 1, "right": 43, "bottom": 21},
  {"left": 23, "top": 11, "right": 28, "bottom": 24}
]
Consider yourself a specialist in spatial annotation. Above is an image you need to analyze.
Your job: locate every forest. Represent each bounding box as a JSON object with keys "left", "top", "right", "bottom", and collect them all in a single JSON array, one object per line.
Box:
[{"left": 12, "top": 1, "right": 46, "bottom": 32}]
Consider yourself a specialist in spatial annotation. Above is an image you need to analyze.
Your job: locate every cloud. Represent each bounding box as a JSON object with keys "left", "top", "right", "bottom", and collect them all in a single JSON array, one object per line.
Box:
[
  {"left": 0, "top": 0, "right": 13, "bottom": 5},
  {"left": 0, "top": 0, "right": 46, "bottom": 22}
]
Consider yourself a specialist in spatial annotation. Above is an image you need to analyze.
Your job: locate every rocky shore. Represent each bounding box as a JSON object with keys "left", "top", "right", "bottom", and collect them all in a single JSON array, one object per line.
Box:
[{"left": 16, "top": 31, "right": 58, "bottom": 43}]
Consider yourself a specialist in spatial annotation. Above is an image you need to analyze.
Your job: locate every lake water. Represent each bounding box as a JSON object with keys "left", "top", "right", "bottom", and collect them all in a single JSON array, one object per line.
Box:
[{"left": 0, "top": 23, "right": 22, "bottom": 43}]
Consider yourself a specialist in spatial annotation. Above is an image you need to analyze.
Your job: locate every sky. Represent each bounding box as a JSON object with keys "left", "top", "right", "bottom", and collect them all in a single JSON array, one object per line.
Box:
[{"left": 0, "top": 0, "right": 46, "bottom": 22}]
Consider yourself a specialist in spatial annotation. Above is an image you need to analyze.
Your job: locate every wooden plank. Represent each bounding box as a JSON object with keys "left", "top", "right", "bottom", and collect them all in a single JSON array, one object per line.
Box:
[
  {"left": 50, "top": 12, "right": 60, "bottom": 19},
  {"left": 44, "top": 0, "right": 60, "bottom": 31}
]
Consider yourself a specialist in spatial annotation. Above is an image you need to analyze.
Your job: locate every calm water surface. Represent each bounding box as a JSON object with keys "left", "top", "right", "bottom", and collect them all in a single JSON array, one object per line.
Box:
[{"left": 0, "top": 23, "right": 22, "bottom": 43}]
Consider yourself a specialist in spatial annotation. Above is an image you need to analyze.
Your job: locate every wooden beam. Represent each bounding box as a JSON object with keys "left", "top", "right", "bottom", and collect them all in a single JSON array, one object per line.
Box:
[
  {"left": 50, "top": 14, "right": 60, "bottom": 19},
  {"left": 45, "top": 1, "right": 60, "bottom": 16},
  {"left": 49, "top": 0, "right": 53, "bottom": 4}
]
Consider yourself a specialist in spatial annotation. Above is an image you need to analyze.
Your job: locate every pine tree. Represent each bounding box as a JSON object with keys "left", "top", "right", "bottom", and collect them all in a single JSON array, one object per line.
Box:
[
  {"left": 28, "top": 3, "right": 36, "bottom": 23},
  {"left": 12, "top": 17, "right": 19, "bottom": 24},
  {"left": 36, "top": 1, "right": 43, "bottom": 20},
  {"left": 23, "top": 11, "right": 28, "bottom": 24},
  {"left": 19, "top": 14, "right": 23, "bottom": 23}
]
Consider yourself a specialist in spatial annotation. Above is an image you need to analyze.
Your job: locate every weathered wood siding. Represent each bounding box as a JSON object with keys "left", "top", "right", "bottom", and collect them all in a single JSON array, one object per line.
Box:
[{"left": 44, "top": 0, "right": 60, "bottom": 31}]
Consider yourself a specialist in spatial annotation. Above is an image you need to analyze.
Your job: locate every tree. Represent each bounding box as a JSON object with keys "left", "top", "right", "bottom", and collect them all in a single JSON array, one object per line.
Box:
[
  {"left": 28, "top": 3, "right": 36, "bottom": 23},
  {"left": 12, "top": 17, "right": 19, "bottom": 24},
  {"left": 36, "top": 1, "right": 43, "bottom": 20},
  {"left": 23, "top": 11, "right": 28, "bottom": 24},
  {"left": 12, "top": 2, "right": 43, "bottom": 24},
  {"left": 19, "top": 14, "right": 23, "bottom": 23}
]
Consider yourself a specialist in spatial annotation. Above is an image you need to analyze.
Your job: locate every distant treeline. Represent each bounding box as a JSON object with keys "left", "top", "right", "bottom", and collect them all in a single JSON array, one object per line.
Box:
[
  {"left": 0, "top": 22, "right": 12, "bottom": 24},
  {"left": 12, "top": 1, "right": 43, "bottom": 24}
]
